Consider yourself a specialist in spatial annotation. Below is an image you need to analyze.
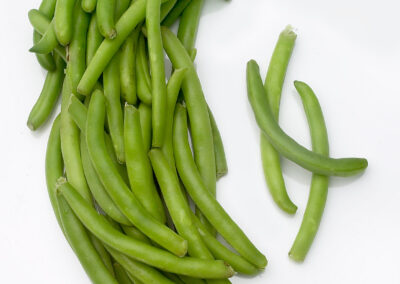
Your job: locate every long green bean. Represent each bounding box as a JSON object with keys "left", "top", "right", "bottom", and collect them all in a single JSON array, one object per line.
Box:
[
  {"left": 90, "top": 234, "right": 115, "bottom": 276},
  {"left": 29, "top": 20, "right": 59, "bottom": 54},
  {"left": 138, "top": 102, "right": 152, "bottom": 152},
  {"left": 177, "top": 0, "right": 204, "bottom": 52},
  {"left": 160, "top": 0, "right": 177, "bottom": 22},
  {"left": 289, "top": 81, "right": 330, "bottom": 261},
  {"left": 162, "top": 0, "right": 191, "bottom": 27},
  {"left": 86, "top": 13, "right": 104, "bottom": 65},
  {"left": 97, "top": 0, "right": 117, "bottom": 39},
  {"left": 54, "top": 0, "right": 76, "bottom": 45},
  {"left": 136, "top": 35, "right": 153, "bottom": 105},
  {"left": 113, "top": 262, "right": 132, "bottom": 284},
  {"left": 246, "top": 60, "right": 368, "bottom": 176},
  {"left": 82, "top": 0, "right": 97, "bottom": 12}
]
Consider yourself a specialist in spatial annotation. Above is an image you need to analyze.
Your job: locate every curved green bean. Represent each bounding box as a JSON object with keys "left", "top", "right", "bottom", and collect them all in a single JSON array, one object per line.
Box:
[
  {"left": 86, "top": 90, "right": 187, "bottom": 256},
  {"left": 160, "top": 0, "right": 177, "bottom": 22},
  {"left": 113, "top": 262, "right": 132, "bottom": 284},
  {"left": 57, "top": 179, "right": 235, "bottom": 279},
  {"left": 147, "top": 0, "right": 167, "bottom": 147},
  {"left": 124, "top": 105, "right": 166, "bottom": 222},
  {"left": 121, "top": 225, "right": 152, "bottom": 245},
  {"left": 54, "top": 0, "right": 76, "bottom": 45},
  {"left": 90, "top": 234, "right": 115, "bottom": 276},
  {"left": 177, "top": 0, "right": 204, "bottom": 52},
  {"left": 39, "top": 0, "right": 57, "bottom": 17},
  {"left": 289, "top": 81, "right": 330, "bottom": 262},
  {"left": 261, "top": 26, "right": 297, "bottom": 214},
  {"left": 161, "top": 0, "right": 191, "bottom": 27},
  {"left": 136, "top": 35, "right": 153, "bottom": 105},
  {"left": 29, "top": 20, "right": 58, "bottom": 54},
  {"left": 149, "top": 148, "right": 213, "bottom": 259},
  {"left": 82, "top": 0, "right": 97, "bottom": 12},
  {"left": 173, "top": 104, "right": 267, "bottom": 269},
  {"left": 86, "top": 13, "right": 104, "bottom": 65},
  {"left": 138, "top": 102, "right": 152, "bottom": 152},
  {"left": 246, "top": 60, "right": 368, "bottom": 176},
  {"left": 77, "top": 0, "right": 147, "bottom": 96},
  {"left": 33, "top": 31, "right": 56, "bottom": 71},
  {"left": 27, "top": 54, "right": 65, "bottom": 130},
  {"left": 97, "top": 0, "right": 117, "bottom": 39}
]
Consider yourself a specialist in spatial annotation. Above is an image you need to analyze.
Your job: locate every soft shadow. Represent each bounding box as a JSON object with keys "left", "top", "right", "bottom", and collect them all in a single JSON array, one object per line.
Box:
[{"left": 202, "top": 0, "right": 230, "bottom": 16}]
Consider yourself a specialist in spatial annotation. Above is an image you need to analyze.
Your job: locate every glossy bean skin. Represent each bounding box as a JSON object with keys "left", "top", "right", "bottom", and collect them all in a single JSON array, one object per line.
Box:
[
  {"left": 86, "top": 14, "right": 104, "bottom": 65},
  {"left": 29, "top": 20, "right": 59, "bottom": 54},
  {"left": 124, "top": 105, "right": 166, "bottom": 222},
  {"left": 289, "top": 81, "right": 330, "bottom": 262},
  {"left": 261, "top": 26, "right": 297, "bottom": 214},
  {"left": 82, "top": 0, "right": 97, "bottom": 12},
  {"left": 54, "top": 0, "right": 76, "bottom": 45},
  {"left": 27, "top": 54, "right": 65, "bottom": 130},
  {"left": 97, "top": 0, "right": 117, "bottom": 39},
  {"left": 58, "top": 180, "right": 235, "bottom": 279},
  {"left": 138, "top": 102, "right": 152, "bottom": 152},
  {"left": 173, "top": 104, "right": 267, "bottom": 269},
  {"left": 86, "top": 90, "right": 187, "bottom": 256},
  {"left": 246, "top": 60, "right": 368, "bottom": 176},
  {"left": 136, "top": 35, "right": 153, "bottom": 105},
  {"left": 177, "top": 0, "right": 204, "bottom": 52},
  {"left": 161, "top": 0, "right": 191, "bottom": 27}
]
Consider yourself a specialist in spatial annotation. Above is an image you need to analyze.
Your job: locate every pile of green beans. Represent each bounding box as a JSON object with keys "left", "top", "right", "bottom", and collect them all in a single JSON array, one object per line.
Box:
[
  {"left": 247, "top": 26, "right": 368, "bottom": 262},
  {"left": 28, "top": 0, "right": 265, "bottom": 282}
]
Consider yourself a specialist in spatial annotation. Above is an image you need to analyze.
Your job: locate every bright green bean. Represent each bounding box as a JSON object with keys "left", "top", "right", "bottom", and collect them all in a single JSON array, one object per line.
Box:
[
  {"left": 138, "top": 102, "right": 152, "bottom": 152},
  {"left": 261, "top": 26, "right": 297, "bottom": 214},
  {"left": 113, "top": 262, "right": 132, "bottom": 284},
  {"left": 173, "top": 104, "right": 267, "bottom": 269},
  {"left": 177, "top": 0, "right": 204, "bottom": 52},
  {"left": 54, "top": 0, "right": 76, "bottom": 45},
  {"left": 114, "top": 0, "right": 132, "bottom": 20},
  {"left": 30, "top": 20, "right": 58, "bottom": 54},
  {"left": 149, "top": 148, "right": 213, "bottom": 259},
  {"left": 78, "top": 0, "right": 147, "bottom": 96},
  {"left": 33, "top": 31, "right": 56, "bottom": 71},
  {"left": 104, "top": 52, "right": 125, "bottom": 163},
  {"left": 105, "top": 132, "right": 130, "bottom": 183},
  {"left": 246, "top": 60, "right": 368, "bottom": 176},
  {"left": 289, "top": 81, "right": 330, "bottom": 262},
  {"left": 160, "top": 0, "right": 177, "bottom": 21},
  {"left": 136, "top": 35, "right": 153, "bottom": 105},
  {"left": 82, "top": 0, "right": 97, "bottom": 12},
  {"left": 27, "top": 54, "right": 65, "bottom": 130},
  {"left": 121, "top": 225, "right": 152, "bottom": 245},
  {"left": 58, "top": 180, "right": 235, "bottom": 279},
  {"left": 39, "top": 0, "right": 57, "bottom": 18},
  {"left": 56, "top": 190, "right": 119, "bottom": 284},
  {"left": 161, "top": 0, "right": 191, "bottom": 27},
  {"left": 86, "top": 90, "right": 187, "bottom": 256},
  {"left": 86, "top": 13, "right": 104, "bottom": 65},
  {"left": 124, "top": 105, "right": 166, "bottom": 222},
  {"left": 97, "top": 0, "right": 117, "bottom": 39},
  {"left": 90, "top": 234, "right": 115, "bottom": 276},
  {"left": 147, "top": 0, "right": 167, "bottom": 147}
]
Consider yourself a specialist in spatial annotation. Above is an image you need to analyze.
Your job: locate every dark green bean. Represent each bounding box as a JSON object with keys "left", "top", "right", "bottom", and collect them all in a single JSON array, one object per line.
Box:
[
  {"left": 173, "top": 104, "right": 267, "bottom": 269},
  {"left": 289, "top": 81, "right": 330, "bottom": 261},
  {"left": 177, "top": 0, "right": 204, "bottom": 52},
  {"left": 138, "top": 102, "right": 152, "bottom": 152},
  {"left": 121, "top": 225, "right": 152, "bottom": 245},
  {"left": 97, "top": 0, "right": 117, "bottom": 39},
  {"left": 113, "top": 262, "right": 132, "bottom": 284},
  {"left": 27, "top": 54, "right": 65, "bottom": 130},
  {"left": 161, "top": 0, "right": 191, "bottom": 27},
  {"left": 246, "top": 60, "right": 368, "bottom": 176},
  {"left": 136, "top": 35, "right": 153, "bottom": 105},
  {"left": 82, "top": 0, "right": 97, "bottom": 12},
  {"left": 54, "top": 0, "right": 76, "bottom": 45},
  {"left": 90, "top": 234, "right": 115, "bottom": 276},
  {"left": 160, "top": 0, "right": 177, "bottom": 22},
  {"left": 29, "top": 20, "right": 58, "bottom": 54},
  {"left": 163, "top": 272, "right": 186, "bottom": 284},
  {"left": 114, "top": 0, "right": 131, "bottom": 20},
  {"left": 57, "top": 180, "right": 235, "bottom": 278},
  {"left": 86, "top": 13, "right": 104, "bottom": 65}
]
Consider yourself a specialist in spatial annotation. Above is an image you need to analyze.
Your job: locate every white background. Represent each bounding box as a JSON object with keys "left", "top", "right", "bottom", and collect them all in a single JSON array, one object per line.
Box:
[{"left": 1, "top": 0, "right": 399, "bottom": 283}]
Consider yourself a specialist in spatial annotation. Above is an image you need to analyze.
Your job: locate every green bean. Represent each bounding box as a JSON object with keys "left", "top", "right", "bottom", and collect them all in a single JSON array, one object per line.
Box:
[
  {"left": 161, "top": 0, "right": 191, "bottom": 27},
  {"left": 58, "top": 180, "right": 235, "bottom": 278},
  {"left": 160, "top": 0, "right": 177, "bottom": 22},
  {"left": 120, "top": 27, "right": 140, "bottom": 105},
  {"left": 54, "top": 0, "right": 76, "bottom": 45},
  {"left": 289, "top": 81, "right": 330, "bottom": 262},
  {"left": 97, "top": 0, "right": 117, "bottom": 39},
  {"left": 90, "top": 234, "right": 115, "bottom": 276},
  {"left": 136, "top": 35, "right": 153, "bottom": 105},
  {"left": 207, "top": 107, "right": 228, "bottom": 179},
  {"left": 121, "top": 225, "right": 152, "bottom": 245},
  {"left": 246, "top": 60, "right": 368, "bottom": 176},
  {"left": 29, "top": 20, "right": 58, "bottom": 54},
  {"left": 78, "top": 0, "right": 147, "bottom": 96},
  {"left": 163, "top": 272, "right": 186, "bottom": 284},
  {"left": 114, "top": 0, "right": 132, "bottom": 20},
  {"left": 261, "top": 26, "right": 297, "bottom": 214},
  {"left": 193, "top": 214, "right": 258, "bottom": 275},
  {"left": 56, "top": 190, "right": 119, "bottom": 284},
  {"left": 189, "top": 47, "right": 197, "bottom": 62},
  {"left": 149, "top": 148, "right": 213, "bottom": 259},
  {"left": 86, "top": 90, "right": 187, "bottom": 256},
  {"left": 173, "top": 104, "right": 267, "bottom": 269},
  {"left": 179, "top": 276, "right": 205, "bottom": 284},
  {"left": 86, "top": 13, "right": 104, "bottom": 65},
  {"left": 124, "top": 105, "right": 166, "bottom": 222},
  {"left": 45, "top": 114, "right": 64, "bottom": 230},
  {"left": 103, "top": 52, "right": 125, "bottom": 163},
  {"left": 162, "top": 67, "right": 187, "bottom": 167},
  {"left": 60, "top": 78, "right": 92, "bottom": 203},
  {"left": 138, "top": 102, "right": 152, "bottom": 152},
  {"left": 105, "top": 132, "right": 130, "bottom": 183},
  {"left": 33, "top": 31, "right": 56, "bottom": 71},
  {"left": 113, "top": 262, "right": 132, "bottom": 284},
  {"left": 82, "top": 0, "right": 97, "bottom": 12},
  {"left": 27, "top": 54, "right": 65, "bottom": 130},
  {"left": 147, "top": 0, "right": 167, "bottom": 147},
  {"left": 177, "top": 0, "right": 204, "bottom": 52}
]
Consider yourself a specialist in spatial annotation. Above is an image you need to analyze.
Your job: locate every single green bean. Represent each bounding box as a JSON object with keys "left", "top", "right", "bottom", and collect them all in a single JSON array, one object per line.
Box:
[
  {"left": 56, "top": 190, "right": 119, "bottom": 284},
  {"left": 149, "top": 148, "right": 213, "bottom": 259},
  {"left": 104, "top": 52, "right": 125, "bottom": 163},
  {"left": 58, "top": 180, "right": 235, "bottom": 279},
  {"left": 161, "top": 0, "right": 191, "bottom": 27},
  {"left": 147, "top": 0, "right": 167, "bottom": 147},
  {"left": 27, "top": 54, "right": 65, "bottom": 130},
  {"left": 97, "top": 0, "right": 117, "bottom": 39},
  {"left": 82, "top": 0, "right": 97, "bottom": 12},
  {"left": 160, "top": 0, "right": 177, "bottom": 21},
  {"left": 261, "top": 26, "right": 297, "bottom": 214},
  {"left": 173, "top": 104, "right": 267, "bottom": 269},
  {"left": 113, "top": 262, "right": 132, "bottom": 284},
  {"left": 138, "top": 102, "right": 152, "bottom": 152},
  {"left": 86, "top": 13, "right": 104, "bottom": 65},
  {"left": 39, "top": 0, "right": 57, "bottom": 19},
  {"left": 86, "top": 90, "right": 187, "bottom": 256},
  {"left": 77, "top": 0, "right": 147, "bottom": 96},
  {"left": 177, "top": 0, "right": 204, "bottom": 52},
  {"left": 114, "top": 0, "right": 132, "bottom": 20},
  {"left": 54, "top": 0, "right": 76, "bottom": 45},
  {"left": 33, "top": 31, "right": 56, "bottom": 71},
  {"left": 29, "top": 20, "right": 58, "bottom": 54},
  {"left": 289, "top": 81, "right": 330, "bottom": 262},
  {"left": 120, "top": 27, "right": 140, "bottom": 105},
  {"left": 246, "top": 60, "right": 368, "bottom": 176},
  {"left": 124, "top": 105, "right": 166, "bottom": 222},
  {"left": 121, "top": 225, "right": 152, "bottom": 245},
  {"left": 90, "top": 234, "right": 115, "bottom": 276},
  {"left": 136, "top": 35, "right": 153, "bottom": 105}
]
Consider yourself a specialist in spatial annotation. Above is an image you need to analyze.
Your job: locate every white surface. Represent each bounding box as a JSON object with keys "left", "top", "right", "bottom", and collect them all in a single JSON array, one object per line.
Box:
[{"left": 1, "top": 0, "right": 399, "bottom": 283}]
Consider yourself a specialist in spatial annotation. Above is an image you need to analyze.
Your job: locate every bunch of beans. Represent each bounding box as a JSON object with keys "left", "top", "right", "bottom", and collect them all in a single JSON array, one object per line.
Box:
[{"left": 27, "top": 0, "right": 267, "bottom": 283}]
